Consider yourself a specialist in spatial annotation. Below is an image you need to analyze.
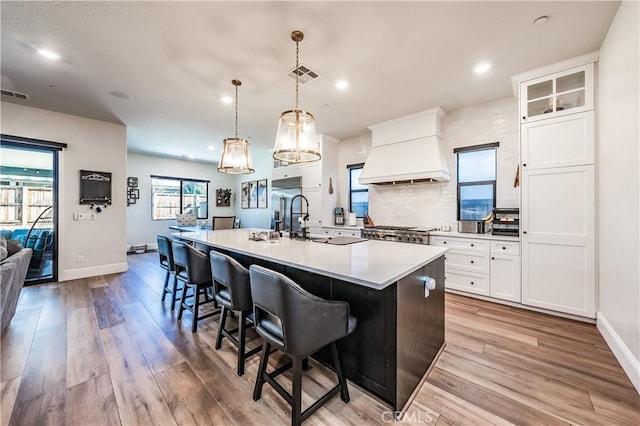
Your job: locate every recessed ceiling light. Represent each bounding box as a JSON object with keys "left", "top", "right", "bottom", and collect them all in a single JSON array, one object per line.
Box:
[
  {"left": 221, "top": 95, "right": 233, "bottom": 104},
  {"left": 37, "top": 48, "right": 61, "bottom": 60},
  {"left": 474, "top": 62, "right": 491, "bottom": 74},
  {"left": 336, "top": 80, "right": 349, "bottom": 90},
  {"left": 208, "top": 145, "right": 215, "bottom": 151},
  {"left": 533, "top": 15, "right": 549, "bottom": 25}
]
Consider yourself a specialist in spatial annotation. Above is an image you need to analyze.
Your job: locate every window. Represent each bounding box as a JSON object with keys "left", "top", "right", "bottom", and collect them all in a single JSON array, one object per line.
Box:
[
  {"left": 348, "top": 164, "right": 368, "bottom": 218},
  {"left": 151, "top": 176, "right": 209, "bottom": 220},
  {"left": 455, "top": 144, "right": 498, "bottom": 220}
]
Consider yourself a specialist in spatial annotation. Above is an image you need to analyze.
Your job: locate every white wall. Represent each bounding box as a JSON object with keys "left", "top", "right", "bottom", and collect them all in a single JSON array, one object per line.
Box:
[
  {"left": 126, "top": 151, "right": 237, "bottom": 247},
  {"left": 235, "top": 147, "right": 273, "bottom": 229},
  {"left": 1, "top": 102, "right": 127, "bottom": 281},
  {"left": 337, "top": 97, "right": 520, "bottom": 228},
  {"left": 596, "top": 0, "right": 640, "bottom": 393}
]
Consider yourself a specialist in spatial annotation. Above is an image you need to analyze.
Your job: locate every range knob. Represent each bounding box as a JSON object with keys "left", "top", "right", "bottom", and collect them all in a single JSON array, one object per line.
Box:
[{"left": 416, "top": 236, "right": 423, "bottom": 242}]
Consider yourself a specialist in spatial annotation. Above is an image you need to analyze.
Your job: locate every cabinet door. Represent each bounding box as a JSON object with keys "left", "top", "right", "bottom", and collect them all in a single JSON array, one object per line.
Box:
[
  {"left": 522, "top": 239, "right": 594, "bottom": 317},
  {"left": 520, "top": 63, "right": 593, "bottom": 123},
  {"left": 521, "top": 165, "right": 595, "bottom": 318},
  {"left": 521, "top": 166, "right": 594, "bottom": 241},
  {"left": 444, "top": 250, "right": 490, "bottom": 274},
  {"left": 302, "top": 163, "right": 322, "bottom": 189},
  {"left": 272, "top": 164, "right": 302, "bottom": 180},
  {"left": 490, "top": 254, "right": 521, "bottom": 302},
  {"left": 301, "top": 187, "right": 322, "bottom": 227},
  {"left": 522, "top": 111, "right": 594, "bottom": 170}
]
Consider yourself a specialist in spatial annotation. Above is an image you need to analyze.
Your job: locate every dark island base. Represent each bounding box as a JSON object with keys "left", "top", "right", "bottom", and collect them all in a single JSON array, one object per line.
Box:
[{"left": 214, "top": 248, "right": 445, "bottom": 411}]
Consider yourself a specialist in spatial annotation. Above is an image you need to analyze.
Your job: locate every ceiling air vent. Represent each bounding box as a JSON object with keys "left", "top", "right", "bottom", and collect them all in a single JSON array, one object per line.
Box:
[
  {"left": 288, "top": 64, "right": 319, "bottom": 84},
  {"left": 1, "top": 89, "right": 30, "bottom": 101}
]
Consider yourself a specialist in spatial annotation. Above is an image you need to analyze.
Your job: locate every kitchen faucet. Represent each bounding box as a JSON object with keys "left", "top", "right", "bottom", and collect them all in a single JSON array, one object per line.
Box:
[{"left": 289, "top": 194, "right": 310, "bottom": 240}]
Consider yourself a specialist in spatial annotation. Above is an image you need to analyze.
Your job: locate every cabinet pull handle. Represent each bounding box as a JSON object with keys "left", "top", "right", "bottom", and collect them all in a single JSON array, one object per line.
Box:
[
  {"left": 443, "top": 241, "right": 447, "bottom": 244},
  {"left": 470, "top": 281, "right": 474, "bottom": 285},
  {"left": 523, "top": 231, "right": 527, "bottom": 234},
  {"left": 523, "top": 163, "right": 527, "bottom": 167},
  {"left": 492, "top": 257, "right": 495, "bottom": 260},
  {"left": 522, "top": 116, "right": 526, "bottom": 120},
  {"left": 470, "top": 243, "right": 474, "bottom": 247},
  {"left": 502, "top": 246, "right": 506, "bottom": 250},
  {"left": 470, "top": 260, "right": 474, "bottom": 264}
]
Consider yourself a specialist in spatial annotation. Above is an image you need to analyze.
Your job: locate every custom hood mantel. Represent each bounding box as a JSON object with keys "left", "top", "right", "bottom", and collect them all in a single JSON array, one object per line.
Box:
[{"left": 359, "top": 107, "right": 450, "bottom": 184}]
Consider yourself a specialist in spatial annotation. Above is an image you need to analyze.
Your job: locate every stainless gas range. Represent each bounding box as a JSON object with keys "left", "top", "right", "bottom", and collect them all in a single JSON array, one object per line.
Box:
[{"left": 361, "top": 225, "right": 437, "bottom": 245}]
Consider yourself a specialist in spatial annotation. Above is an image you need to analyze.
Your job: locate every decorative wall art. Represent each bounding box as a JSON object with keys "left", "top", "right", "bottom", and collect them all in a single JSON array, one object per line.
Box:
[
  {"left": 257, "top": 179, "right": 268, "bottom": 208},
  {"left": 241, "top": 182, "right": 249, "bottom": 209},
  {"left": 216, "top": 188, "right": 232, "bottom": 207},
  {"left": 80, "top": 170, "right": 112, "bottom": 205},
  {"left": 127, "top": 176, "right": 139, "bottom": 206},
  {"left": 249, "top": 181, "right": 258, "bottom": 209},
  {"left": 242, "top": 179, "right": 268, "bottom": 209}
]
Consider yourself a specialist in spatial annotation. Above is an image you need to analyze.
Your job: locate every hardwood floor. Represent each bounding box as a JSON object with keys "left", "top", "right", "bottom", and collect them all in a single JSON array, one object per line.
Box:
[{"left": 2, "top": 251, "right": 638, "bottom": 425}]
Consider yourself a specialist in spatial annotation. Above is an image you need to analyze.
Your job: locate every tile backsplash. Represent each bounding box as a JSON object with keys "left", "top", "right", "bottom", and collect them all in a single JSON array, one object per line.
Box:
[{"left": 337, "top": 97, "right": 520, "bottom": 228}]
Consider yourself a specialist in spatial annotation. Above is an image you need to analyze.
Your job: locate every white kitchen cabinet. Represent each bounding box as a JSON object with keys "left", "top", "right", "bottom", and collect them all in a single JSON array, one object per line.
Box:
[
  {"left": 272, "top": 163, "right": 302, "bottom": 180},
  {"left": 431, "top": 235, "right": 490, "bottom": 297},
  {"left": 519, "top": 63, "right": 593, "bottom": 123},
  {"left": 522, "top": 111, "right": 594, "bottom": 170},
  {"left": 320, "top": 227, "right": 361, "bottom": 237},
  {"left": 491, "top": 248, "right": 521, "bottom": 303},
  {"left": 521, "top": 165, "right": 595, "bottom": 317},
  {"left": 517, "top": 56, "right": 596, "bottom": 319},
  {"left": 300, "top": 134, "right": 339, "bottom": 227}
]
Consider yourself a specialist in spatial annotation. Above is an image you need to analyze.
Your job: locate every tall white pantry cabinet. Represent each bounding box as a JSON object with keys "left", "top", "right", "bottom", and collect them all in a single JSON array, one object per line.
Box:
[{"left": 514, "top": 54, "right": 597, "bottom": 318}]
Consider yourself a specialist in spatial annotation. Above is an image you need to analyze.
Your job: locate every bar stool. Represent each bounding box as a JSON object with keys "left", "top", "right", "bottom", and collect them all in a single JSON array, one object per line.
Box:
[
  {"left": 172, "top": 240, "right": 218, "bottom": 332},
  {"left": 249, "top": 265, "right": 357, "bottom": 426},
  {"left": 157, "top": 235, "right": 181, "bottom": 310},
  {"left": 209, "top": 251, "right": 261, "bottom": 376}
]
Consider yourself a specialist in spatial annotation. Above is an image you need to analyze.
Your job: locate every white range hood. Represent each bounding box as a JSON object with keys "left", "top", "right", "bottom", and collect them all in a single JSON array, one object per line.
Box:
[{"left": 360, "top": 107, "right": 450, "bottom": 184}]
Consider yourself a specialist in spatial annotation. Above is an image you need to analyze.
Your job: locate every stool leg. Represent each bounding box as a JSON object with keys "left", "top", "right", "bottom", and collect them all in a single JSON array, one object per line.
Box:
[
  {"left": 177, "top": 282, "right": 188, "bottom": 321},
  {"left": 253, "top": 342, "right": 271, "bottom": 401},
  {"left": 215, "top": 306, "right": 228, "bottom": 349},
  {"left": 170, "top": 273, "right": 179, "bottom": 311},
  {"left": 291, "top": 356, "right": 303, "bottom": 426},
  {"left": 237, "top": 311, "right": 247, "bottom": 376},
  {"left": 331, "top": 342, "right": 350, "bottom": 403},
  {"left": 161, "top": 270, "right": 170, "bottom": 302},
  {"left": 191, "top": 286, "right": 201, "bottom": 332},
  {"left": 302, "top": 357, "right": 309, "bottom": 371}
]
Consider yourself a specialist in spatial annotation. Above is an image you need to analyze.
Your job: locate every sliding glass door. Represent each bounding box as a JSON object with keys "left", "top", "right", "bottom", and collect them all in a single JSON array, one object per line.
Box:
[{"left": 1, "top": 136, "right": 63, "bottom": 284}]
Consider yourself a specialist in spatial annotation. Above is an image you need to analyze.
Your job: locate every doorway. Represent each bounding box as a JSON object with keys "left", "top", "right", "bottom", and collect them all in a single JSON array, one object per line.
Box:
[{"left": 1, "top": 138, "right": 62, "bottom": 284}]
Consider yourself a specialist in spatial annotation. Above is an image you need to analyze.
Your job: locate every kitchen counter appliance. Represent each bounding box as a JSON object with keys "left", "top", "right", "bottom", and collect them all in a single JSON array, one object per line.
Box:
[
  {"left": 334, "top": 207, "right": 345, "bottom": 225},
  {"left": 361, "top": 225, "right": 436, "bottom": 245},
  {"left": 458, "top": 220, "right": 492, "bottom": 234}
]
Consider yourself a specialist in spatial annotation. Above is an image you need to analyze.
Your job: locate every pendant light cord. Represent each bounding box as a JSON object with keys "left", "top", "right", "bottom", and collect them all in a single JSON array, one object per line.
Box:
[
  {"left": 295, "top": 39, "right": 299, "bottom": 109},
  {"left": 235, "top": 83, "right": 239, "bottom": 139}
]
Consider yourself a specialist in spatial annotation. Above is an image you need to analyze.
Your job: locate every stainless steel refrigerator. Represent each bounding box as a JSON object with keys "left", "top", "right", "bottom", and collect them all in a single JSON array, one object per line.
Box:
[{"left": 271, "top": 176, "right": 302, "bottom": 233}]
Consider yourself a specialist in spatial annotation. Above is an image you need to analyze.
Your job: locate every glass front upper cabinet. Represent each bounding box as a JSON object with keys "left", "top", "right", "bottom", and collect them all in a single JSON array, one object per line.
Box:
[{"left": 520, "top": 63, "right": 593, "bottom": 123}]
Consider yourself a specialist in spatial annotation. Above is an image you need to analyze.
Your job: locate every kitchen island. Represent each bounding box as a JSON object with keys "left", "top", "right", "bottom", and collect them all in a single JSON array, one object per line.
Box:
[{"left": 174, "top": 228, "right": 447, "bottom": 413}]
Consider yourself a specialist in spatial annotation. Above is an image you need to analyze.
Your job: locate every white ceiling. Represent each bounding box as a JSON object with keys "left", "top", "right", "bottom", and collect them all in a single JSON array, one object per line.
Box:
[{"left": 1, "top": 1, "right": 620, "bottom": 163}]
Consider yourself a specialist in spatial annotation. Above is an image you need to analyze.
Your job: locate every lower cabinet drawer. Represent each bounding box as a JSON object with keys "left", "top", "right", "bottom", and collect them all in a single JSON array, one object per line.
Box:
[
  {"left": 445, "top": 270, "right": 490, "bottom": 296},
  {"left": 445, "top": 250, "right": 490, "bottom": 274}
]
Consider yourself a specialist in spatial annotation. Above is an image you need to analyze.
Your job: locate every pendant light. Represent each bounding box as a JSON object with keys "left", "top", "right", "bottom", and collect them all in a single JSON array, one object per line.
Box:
[
  {"left": 273, "top": 30, "right": 321, "bottom": 163},
  {"left": 218, "top": 79, "right": 255, "bottom": 174}
]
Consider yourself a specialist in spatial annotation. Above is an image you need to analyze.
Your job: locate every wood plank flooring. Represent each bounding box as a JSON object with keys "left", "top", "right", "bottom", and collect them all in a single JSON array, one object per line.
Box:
[{"left": 2, "top": 252, "right": 638, "bottom": 425}]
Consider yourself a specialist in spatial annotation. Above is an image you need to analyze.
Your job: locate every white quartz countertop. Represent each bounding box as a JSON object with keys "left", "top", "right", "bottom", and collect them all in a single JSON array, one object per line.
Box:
[
  {"left": 174, "top": 228, "right": 448, "bottom": 290},
  {"left": 429, "top": 230, "right": 520, "bottom": 242}
]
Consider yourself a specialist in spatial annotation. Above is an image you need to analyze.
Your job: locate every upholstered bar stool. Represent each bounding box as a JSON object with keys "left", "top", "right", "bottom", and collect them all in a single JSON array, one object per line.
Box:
[
  {"left": 209, "top": 251, "right": 261, "bottom": 376},
  {"left": 157, "top": 235, "right": 181, "bottom": 310},
  {"left": 249, "top": 265, "right": 357, "bottom": 426},
  {"left": 172, "top": 240, "right": 218, "bottom": 332}
]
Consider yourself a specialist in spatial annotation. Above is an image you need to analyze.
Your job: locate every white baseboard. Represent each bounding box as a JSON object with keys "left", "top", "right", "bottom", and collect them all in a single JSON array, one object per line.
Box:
[
  {"left": 597, "top": 311, "right": 640, "bottom": 394},
  {"left": 59, "top": 262, "right": 128, "bottom": 282}
]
